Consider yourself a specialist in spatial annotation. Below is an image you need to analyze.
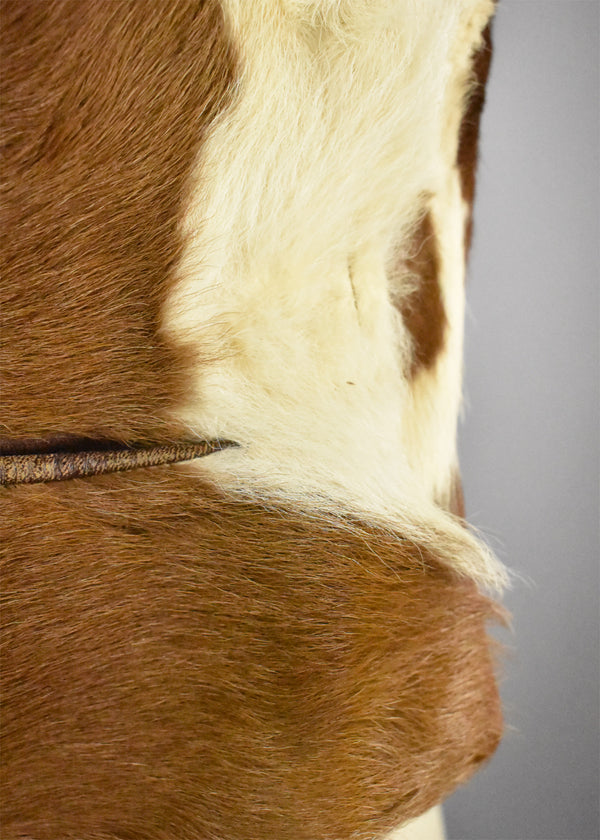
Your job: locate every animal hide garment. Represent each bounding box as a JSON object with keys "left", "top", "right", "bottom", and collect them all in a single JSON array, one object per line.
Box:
[{"left": 0, "top": 1, "right": 505, "bottom": 838}]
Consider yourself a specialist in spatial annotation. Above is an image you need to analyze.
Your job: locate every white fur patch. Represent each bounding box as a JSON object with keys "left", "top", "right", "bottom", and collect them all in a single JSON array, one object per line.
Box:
[
  {"left": 386, "top": 805, "right": 446, "bottom": 840},
  {"left": 162, "top": 0, "right": 505, "bottom": 589}
]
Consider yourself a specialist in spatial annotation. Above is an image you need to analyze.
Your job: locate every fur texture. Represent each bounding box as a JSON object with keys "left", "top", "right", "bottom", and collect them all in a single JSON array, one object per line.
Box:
[
  {"left": 162, "top": 0, "right": 505, "bottom": 589},
  {"left": 0, "top": 0, "right": 236, "bottom": 443},
  {"left": 0, "top": 1, "right": 504, "bottom": 837},
  {"left": 1, "top": 473, "right": 502, "bottom": 840}
]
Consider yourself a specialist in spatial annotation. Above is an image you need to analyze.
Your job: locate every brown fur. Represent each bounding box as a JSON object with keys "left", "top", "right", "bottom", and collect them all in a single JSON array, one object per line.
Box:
[
  {"left": 396, "top": 213, "right": 447, "bottom": 380},
  {"left": 392, "top": 19, "right": 495, "bottom": 378},
  {"left": 0, "top": 2, "right": 502, "bottom": 836},
  {"left": 0, "top": 0, "right": 236, "bottom": 443},
  {"left": 1, "top": 471, "right": 502, "bottom": 840},
  {"left": 457, "top": 22, "right": 494, "bottom": 254}
]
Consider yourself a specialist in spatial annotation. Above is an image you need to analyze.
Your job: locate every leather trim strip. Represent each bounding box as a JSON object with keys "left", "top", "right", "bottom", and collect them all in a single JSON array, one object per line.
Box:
[{"left": 0, "top": 440, "right": 237, "bottom": 486}]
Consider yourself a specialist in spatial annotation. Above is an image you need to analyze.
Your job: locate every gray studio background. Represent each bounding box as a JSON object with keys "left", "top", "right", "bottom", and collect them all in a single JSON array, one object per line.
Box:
[{"left": 444, "top": 2, "right": 599, "bottom": 839}]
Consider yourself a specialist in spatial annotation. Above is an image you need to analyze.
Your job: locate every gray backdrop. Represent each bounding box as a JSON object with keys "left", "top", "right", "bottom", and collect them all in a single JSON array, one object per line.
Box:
[{"left": 444, "top": 2, "right": 599, "bottom": 839}]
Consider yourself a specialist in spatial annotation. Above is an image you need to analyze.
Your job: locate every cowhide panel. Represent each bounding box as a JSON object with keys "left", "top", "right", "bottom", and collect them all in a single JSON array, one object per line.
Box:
[{"left": 0, "top": 2, "right": 505, "bottom": 838}]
